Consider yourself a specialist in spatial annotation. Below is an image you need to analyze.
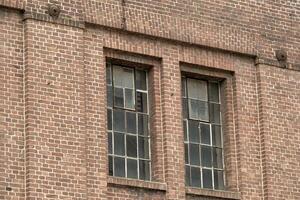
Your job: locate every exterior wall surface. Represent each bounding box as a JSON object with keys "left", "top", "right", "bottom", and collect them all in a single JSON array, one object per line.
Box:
[{"left": 0, "top": 1, "right": 299, "bottom": 200}]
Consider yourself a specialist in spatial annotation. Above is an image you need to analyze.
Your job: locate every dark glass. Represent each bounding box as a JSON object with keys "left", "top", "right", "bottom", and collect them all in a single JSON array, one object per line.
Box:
[
  {"left": 181, "top": 77, "right": 186, "bottom": 97},
  {"left": 200, "top": 123, "right": 211, "bottom": 145},
  {"left": 107, "top": 109, "right": 112, "bottom": 130},
  {"left": 114, "top": 157, "right": 125, "bottom": 177},
  {"left": 108, "top": 156, "right": 113, "bottom": 176},
  {"left": 125, "top": 88, "right": 135, "bottom": 109},
  {"left": 108, "top": 132, "right": 112, "bottom": 154},
  {"left": 202, "top": 169, "right": 213, "bottom": 189},
  {"left": 113, "top": 109, "right": 125, "bottom": 132},
  {"left": 185, "top": 143, "right": 189, "bottom": 164},
  {"left": 183, "top": 120, "right": 188, "bottom": 141},
  {"left": 127, "top": 159, "right": 138, "bottom": 179},
  {"left": 138, "top": 113, "right": 148, "bottom": 136},
  {"left": 139, "top": 160, "right": 150, "bottom": 180},
  {"left": 190, "top": 167, "right": 201, "bottom": 187},
  {"left": 188, "top": 120, "right": 200, "bottom": 143},
  {"left": 213, "top": 147, "right": 223, "bottom": 169},
  {"left": 136, "top": 92, "right": 148, "bottom": 113},
  {"left": 107, "top": 85, "right": 113, "bottom": 107},
  {"left": 126, "top": 112, "right": 136, "bottom": 134},
  {"left": 182, "top": 98, "right": 188, "bottom": 119},
  {"left": 114, "top": 132, "right": 125, "bottom": 156},
  {"left": 106, "top": 65, "right": 111, "bottom": 84},
  {"left": 189, "top": 99, "right": 209, "bottom": 121},
  {"left": 185, "top": 165, "right": 191, "bottom": 186},
  {"left": 114, "top": 87, "right": 124, "bottom": 108},
  {"left": 209, "top": 82, "right": 219, "bottom": 103},
  {"left": 209, "top": 103, "right": 221, "bottom": 124},
  {"left": 136, "top": 70, "right": 147, "bottom": 90},
  {"left": 214, "top": 170, "right": 224, "bottom": 190},
  {"left": 138, "top": 137, "right": 149, "bottom": 159},
  {"left": 127, "top": 135, "right": 137, "bottom": 157},
  {"left": 189, "top": 144, "right": 200, "bottom": 165},
  {"left": 212, "top": 125, "right": 222, "bottom": 147},
  {"left": 201, "top": 146, "right": 212, "bottom": 167}
]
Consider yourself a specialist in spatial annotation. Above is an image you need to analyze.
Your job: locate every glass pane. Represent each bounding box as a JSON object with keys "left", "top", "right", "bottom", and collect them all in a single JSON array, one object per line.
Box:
[
  {"left": 127, "top": 159, "right": 138, "bottom": 179},
  {"left": 200, "top": 123, "right": 211, "bottom": 145},
  {"left": 209, "top": 103, "right": 221, "bottom": 124},
  {"left": 185, "top": 143, "right": 189, "bottom": 164},
  {"left": 138, "top": 113, "right": 148, "bottom": 136},
  {"left": 138, "top": 137, "right": 149, "bottom": 159},
  {"left": 202, "top": 169, "right": 213, "bottom": 189},
  {"left": 126, "top": 112, "right": 136, "bottom": 134},
  {"left": 127, "top": 135, "right": 137, "bottom": 157},
  {"left": 107, "top": 85, "right": 113, "bottom": 107},
  {"left": 181, "top": 77, "right": 186, "bottom": 97},
  {"left": 187, "top": 78, "right": 207, "bottom": 100},
  {"left": 113, "top": 65, "right": 134, "bottom": 88},
  {"left": 139, "top": 160, "right": 150, "bottom": 180},
  {"left": 113, "top": 109, "right": 125, "bottom": 132},
  {"left": 107, "top": 109, "right": 112, "bottom": 130},
  {"left": 212, "top": 125, "right": 222, "bottom": 147},
  {"left": 189, "top": 144, "right": 200, "bottom": 165},
  {"left": 108, "top": 132, "right": 112, "bottom": 154},
  {"left": 214, "top": 170, "right": 225, "bottom": 190},
  {"left": 183, "top": 120, "right": 188, "bottom": 141},
  {"left": 209, "top": 82, "right": 219, "bottom": 103},
  {"left": 125, "top": 88, "right": 135, "bottom": 109},
  {"left": 185, "top": 165, "right": 191, "bottom": 186},
  {"left": 114, "top": 132, "right": 125, "bottom": 156},
  {"left": 108, "top": 156, "right": 113, "bottom": 176},
  {"left": 213, "top": 148, "right": 223, "bottom": 169},
  {"left": 190, "top": 167, "right": 201, "bottom": 187},
  {"left": 106, "top": 65, "right": 111, "bottom": 85},
  {"left": 136, "top": 69, "right": 147, "bottom": 90},
  {"left": 188, "top": 120, "right": 200, "bottom": 143},
  {"left": 114, "top": 87, "right": 124, "bottom": 108},
  {"left": 189, "top": 99, "right": 209, "bottom": 121},
  {"left": 201, "top": 146, "right": 212, "bottom": 167},
  {"left": 136, "top": 92, "right": 148, "bottom": 113},
  {"left": 182, "top": 98, "right": 188, "bottom": 119},
  {"left": 114, "top": 157, "right": 125, "bottom": 177}
]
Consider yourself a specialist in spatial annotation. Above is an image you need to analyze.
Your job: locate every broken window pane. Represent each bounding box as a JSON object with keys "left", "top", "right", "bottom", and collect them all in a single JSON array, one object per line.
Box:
[
  {"left": 136, "top": 69, "right": 147, "bottom": 90},
  {"left": 136, "top": 92, "right": 148, "bottom": 113}
]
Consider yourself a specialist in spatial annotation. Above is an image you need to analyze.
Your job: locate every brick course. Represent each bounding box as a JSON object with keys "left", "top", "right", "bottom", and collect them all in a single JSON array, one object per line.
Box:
[{"left": 0, "top": 1, "right": 299, "bottom": 200}]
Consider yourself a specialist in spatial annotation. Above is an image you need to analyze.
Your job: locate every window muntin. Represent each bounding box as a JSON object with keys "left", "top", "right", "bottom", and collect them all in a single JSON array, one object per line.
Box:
[
  {"left": 107, "top": 64, "right": 150, "bottom": 181},
  {"left": 183, "top": 77, "right": 225, "bottom": 190}
]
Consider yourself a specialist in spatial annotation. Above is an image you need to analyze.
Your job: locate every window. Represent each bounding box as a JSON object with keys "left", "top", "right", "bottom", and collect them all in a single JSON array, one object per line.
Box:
[
  {"left": 182, "top": 76, "right": 224, "bottom": 190},
  {"left": 107, "top": 63, "right": 151, "bottom": 181}
]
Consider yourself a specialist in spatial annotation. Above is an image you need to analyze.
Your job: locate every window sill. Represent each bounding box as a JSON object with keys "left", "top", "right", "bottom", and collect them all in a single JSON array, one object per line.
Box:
[
  {"left": 186, "top": 187, "right": 240, "bottom": 199},
  {"left": 107, "top": 176, "right": 167, "bottom": 191}
]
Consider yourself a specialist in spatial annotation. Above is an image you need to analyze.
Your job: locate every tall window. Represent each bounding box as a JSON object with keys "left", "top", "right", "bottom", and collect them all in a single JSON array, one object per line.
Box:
[
  {"left": 182, "top": 76, "right": 224, "bottom": 190},
  {"left": 106, "top": 63, "right": 151, "bottom": 180}
]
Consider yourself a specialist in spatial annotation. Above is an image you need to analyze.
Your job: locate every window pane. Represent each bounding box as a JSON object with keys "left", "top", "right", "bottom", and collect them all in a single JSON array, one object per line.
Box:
[
  {"left": 185, "top": 143, "right": 189, "bottom": 164},
  {"left": 191, "top": 167, "right": 201, "bottom": 187},
  {"left": 113, "top": 65, "right": 134, "bottom": 88},
  {"left": 188, "top": 120, "right": 200, "bottom": 143},
  {"left": 187, "top": 78, "right": 207, "bottom": 100},
  {"left": 182, "top": 77, "right": 186, "bottom": 97},
  {"left": 202, "top": 169, "right": 213, "bottom": 189},
  {"left": 213, "top": 147, "right": 223, "bottom": 169},
  {"left": 189, "top": 144, "right": 200, "bottom": 165},
  {"left": 114, "top": 157, "right": 125, "bottom": 177},
  {"left": 114, "top": 87, "right": 124, "bottom": 108},
  {"left": 139, "top": 160, "right": 150, "bottom": 180},
  {"left": 108, "top": 156, "right": 113, "bottom": 176},
  {"left": 189, "top": 99, "right": 209, "bottom": 121},
  {"left": 127, "top": 159, "right": 138, "bottom": 179},
  {"left": 125, "top": 88, "right": 135, "bottom": 109},
  {"left": 127, "top": 135, "right": 137, "bottom": 157},
  {"left": 106, "top": 65, "right": 112, "bottom": 85},
  {"left": 182, "top": 98, "right": 188, "bottom": 119},
  {"left": 138, "top": 137, "right": 149, "bottom": 159},
  {"left": 107, "top": 109, "right": 112, "bottom": 130},
  {"left": 113, "top": 109, "right": 125, "bottom": 132},
  {"left": 209, "top": 82, "right": 219, "bottom": 103},
  {"left": 201, "top": 146, "right": 212, "bottom": 167},
  {"left": 138, "top": 113, "right": 148, "bottom": 136},
  {"left": 107, "top": 85, "right": 113, "bottom": 107},
  {"left": 108, "top": 132, "right": 112, "bottom": 154},
  {"left": 183, "top": 120, "right": 188, "bottom": 141},
  {"left": 136, "top": 92, "right": 148, "bottom": 113},
  {"left": 209, "top": 103, "right": 221, "bottom": 124},
  {"left": 126, "top": 112, "right": 136, "bottom": 134},
  {"left": 185, "top": 165, "right": 191, "bottom": 186},
  {"left": 200, "top": 123, "right": 211, "bottom": 145},
  {"left": 136, "top": 69, "right": 147, "bottom": 90},
  {"left": 212, "top": 125, "right": 222, "bottom": 147},
  {"left": 114, "top": 132, "right": 125, "bottom": 156},
  {"left": 214, "top": 170, "right": 225, "bottom": 190}
]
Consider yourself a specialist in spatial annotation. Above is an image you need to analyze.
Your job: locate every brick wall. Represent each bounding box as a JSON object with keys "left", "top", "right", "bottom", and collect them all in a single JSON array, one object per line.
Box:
[{"left": 0, "top": 0, "right": 299, "bottom": 200}]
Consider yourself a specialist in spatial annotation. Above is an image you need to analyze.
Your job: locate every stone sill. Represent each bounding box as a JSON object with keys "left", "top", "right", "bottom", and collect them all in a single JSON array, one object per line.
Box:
[
  {"left": 107, "top": 176, "right": 167, "bottom": 191},
  {"left": 186, "top": 187, "right": 240, "bottom": 199}
]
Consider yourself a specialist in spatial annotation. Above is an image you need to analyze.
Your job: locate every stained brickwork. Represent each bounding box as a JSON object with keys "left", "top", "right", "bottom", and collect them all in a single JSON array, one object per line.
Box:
[{"left": 0, "top": 1, "right": 299, "bottom": 200}]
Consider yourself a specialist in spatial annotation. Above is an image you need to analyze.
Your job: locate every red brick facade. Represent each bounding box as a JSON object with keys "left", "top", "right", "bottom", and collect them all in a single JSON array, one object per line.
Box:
[{"left": 0, "top": 1, "right": 299, "bottom": 199}]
